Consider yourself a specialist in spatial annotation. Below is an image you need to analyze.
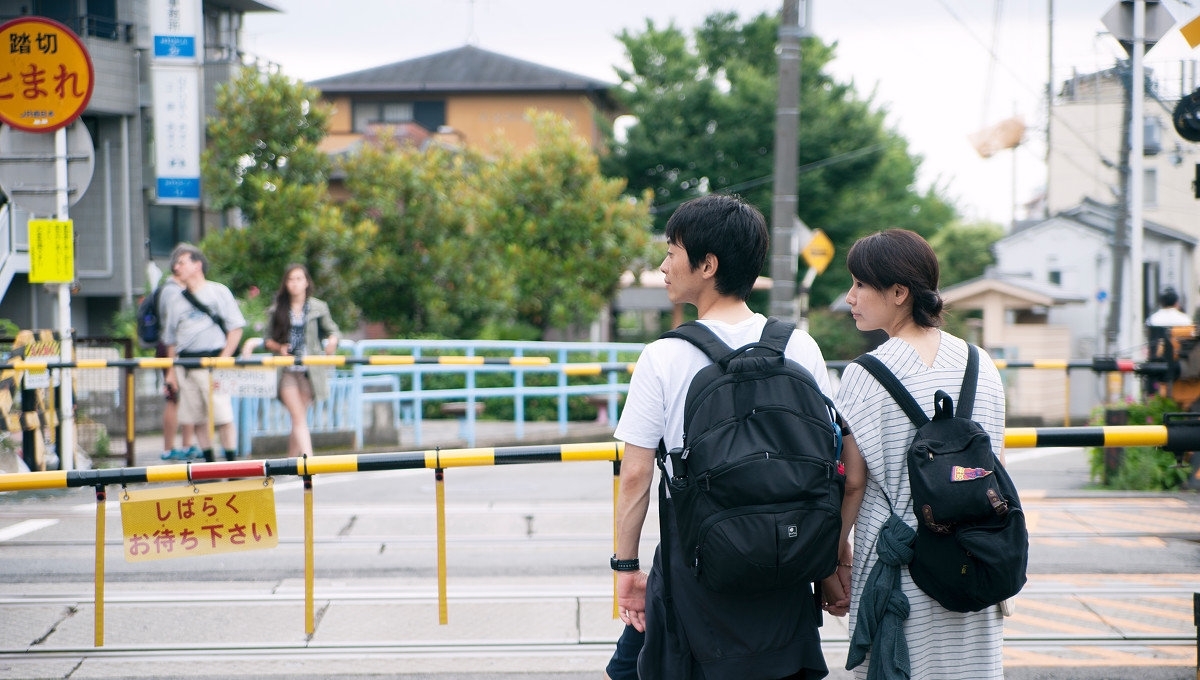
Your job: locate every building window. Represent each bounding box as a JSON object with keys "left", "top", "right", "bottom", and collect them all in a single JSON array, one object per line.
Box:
[
  {"left": 1144, "top": 116, "right": 1162, "bottom": 156},
  {"left": 351, "top": 101, "right": 447, "bottom": 133},
  {"left": 353, "top": 101, "right": 415, "bottom": 133},
  {"left": 1048, "top": 270, "right": 1062, "bottom": 285},
  {"left": 1144, "top": 167, "right": 1158, "bottom": 208},
  {"left": 148, "top": 205, "right": 197, "bottom": 258}
]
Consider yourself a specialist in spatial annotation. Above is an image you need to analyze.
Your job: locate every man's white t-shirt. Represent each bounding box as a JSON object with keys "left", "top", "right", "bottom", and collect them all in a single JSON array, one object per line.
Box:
[
  {"left": 614, "top": 313, "right": 833, "bottom": 454},
  {"left": 1146, "top": 307, "right": 1193, "bottom": 327}
]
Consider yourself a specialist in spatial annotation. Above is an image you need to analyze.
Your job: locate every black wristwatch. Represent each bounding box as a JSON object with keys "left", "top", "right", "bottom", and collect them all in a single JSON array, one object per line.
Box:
[{"left": 611, "top": 554, "right": 640, "bottom": 571}]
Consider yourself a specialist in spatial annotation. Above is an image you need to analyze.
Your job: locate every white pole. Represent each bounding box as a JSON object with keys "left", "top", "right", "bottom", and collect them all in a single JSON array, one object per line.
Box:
[
  {"left": 55, "top": 126, "right": 74, "bottom": 472},
  {"left": 1130, "top": 0, "right": 1145, "bottom": 373}
]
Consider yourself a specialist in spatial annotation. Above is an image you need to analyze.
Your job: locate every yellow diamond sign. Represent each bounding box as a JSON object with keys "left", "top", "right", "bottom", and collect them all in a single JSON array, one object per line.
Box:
[{"left": 801, "top": 229, "right": 834, "bottom": 274}]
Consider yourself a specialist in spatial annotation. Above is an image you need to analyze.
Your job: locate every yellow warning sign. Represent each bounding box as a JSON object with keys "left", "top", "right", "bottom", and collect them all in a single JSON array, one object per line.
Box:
[
  {"left": 0, "top": 17, "right": 94, "bottom": 132},
  {"left": 120, "top": 478, "right": 278, "bottom": 562},
  {"left": 801, "top": 229, "right": 835, "bottom": 274},
  {"left": 1182, "top": 13, "right": 1200, "bottom": 49},
  {"left": 27, "top": 219, "right": 72, "bottom": 283}
]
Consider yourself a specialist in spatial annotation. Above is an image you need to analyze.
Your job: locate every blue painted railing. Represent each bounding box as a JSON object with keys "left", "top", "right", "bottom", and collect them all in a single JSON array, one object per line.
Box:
[{"left": 234, "top": 338, "right": 643, "bottom": 450}]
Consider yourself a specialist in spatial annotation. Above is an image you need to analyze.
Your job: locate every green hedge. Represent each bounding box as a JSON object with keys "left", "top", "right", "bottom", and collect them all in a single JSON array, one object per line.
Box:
[{"left": 1086, "top": 395, "right": 1190, "bottom": 490}]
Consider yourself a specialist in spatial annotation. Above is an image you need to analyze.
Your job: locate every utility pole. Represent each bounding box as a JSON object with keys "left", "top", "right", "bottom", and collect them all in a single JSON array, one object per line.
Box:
[
  {"left": 1099, "top": 0, "right": 1173, "bottom": 359},
  {"left": 769, "top": 0, "right": 808, "bottom": 322},
  {"left": 1045, "top": 0, "right": 1053, "bottom": 218},
  {"left": 1105, "top": 61, "right": 1132, "bottom": 357}
]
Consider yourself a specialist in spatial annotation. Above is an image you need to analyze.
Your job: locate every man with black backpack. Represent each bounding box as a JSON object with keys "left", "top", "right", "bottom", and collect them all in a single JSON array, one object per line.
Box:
[
  {"left": 608, "top": 194, "right": 843, "bottom": 680},
  {"left": 161, "top": 244, "right": 246, "bottom": 463}
]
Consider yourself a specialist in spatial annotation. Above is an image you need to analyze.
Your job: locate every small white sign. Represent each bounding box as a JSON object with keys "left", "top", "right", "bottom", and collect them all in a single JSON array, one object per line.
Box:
[
  {"left": 214, "top": 368, "right": 277, "bottom": 398},
  {"left": 23, "top": 369, "right": 50, "bottom": 390}
]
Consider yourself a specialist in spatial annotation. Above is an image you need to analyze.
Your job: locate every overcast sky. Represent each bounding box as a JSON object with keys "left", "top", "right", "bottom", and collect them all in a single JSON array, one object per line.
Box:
[{"left": 241, "top": 0, "right": 1200, "bottom": 227}]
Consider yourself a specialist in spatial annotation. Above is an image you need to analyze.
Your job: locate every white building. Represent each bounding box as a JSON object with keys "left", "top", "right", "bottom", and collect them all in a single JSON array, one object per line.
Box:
[{"left": 980, "top": 198, "right": 1195, "bottom": 422}]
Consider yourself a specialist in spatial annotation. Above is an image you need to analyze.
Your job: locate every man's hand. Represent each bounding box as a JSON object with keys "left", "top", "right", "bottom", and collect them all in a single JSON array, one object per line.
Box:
[{"left": 616, "top": 569, "right": 648, "bottom": 632}]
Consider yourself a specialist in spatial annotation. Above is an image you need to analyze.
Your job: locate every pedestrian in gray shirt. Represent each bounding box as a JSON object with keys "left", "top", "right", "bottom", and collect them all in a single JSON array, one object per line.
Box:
[{"left": 162, "top": 243, "right": 246, "bottom": 462}]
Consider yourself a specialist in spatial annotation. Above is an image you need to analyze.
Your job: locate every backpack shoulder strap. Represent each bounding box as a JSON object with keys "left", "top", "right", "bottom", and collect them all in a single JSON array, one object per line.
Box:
[
  {"left": 956, "top": 344, "right": 980, "bottom": 420},
  {"left": 660, "top": 321, "right": 735, "bottom": 364},
  {"left": 181, "top": 288, "right": 228, "bottom": 336},
  {"left": 758, "top": 316, "right": 795, "bottom": 353},
  {"left": 852, "top": 353, "right": 930, "bottom": 428}
]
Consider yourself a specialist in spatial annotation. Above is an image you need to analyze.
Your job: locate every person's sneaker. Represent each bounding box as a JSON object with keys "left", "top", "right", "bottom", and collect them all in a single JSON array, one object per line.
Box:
[
  {"left": 160, "top": 448, "right": 189, "bottom": 461},
  {"left": 185, "top": 445, "right": 204, "bottom": 460}
]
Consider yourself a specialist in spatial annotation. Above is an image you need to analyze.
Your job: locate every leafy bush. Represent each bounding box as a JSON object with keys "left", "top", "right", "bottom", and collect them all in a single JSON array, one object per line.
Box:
[{"left": 1087, "top": 395, "right": 1190, "bottom": 490}]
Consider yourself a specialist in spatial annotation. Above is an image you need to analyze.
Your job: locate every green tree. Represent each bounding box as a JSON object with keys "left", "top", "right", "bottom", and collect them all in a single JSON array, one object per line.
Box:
[
  {"left": 339, "top": 141, "right": 512, "bottom": 338},
  {"left": 475, "top": 112, "right": 653, "bottom": 335},
  {"left": 202, "top": 67, "right": 330, "bottom": 221},
  {"left": 929, "top": 221, "right": 1004, "bottom": 288},
  {"left": 603, "top": 11, "right": 958, "bottom": 309},
  {"left": 199, "top": 66, "right": 371, "bottom": 330},
  {"left": 340, "top": 113, "right": 653, "bottom": 339}
]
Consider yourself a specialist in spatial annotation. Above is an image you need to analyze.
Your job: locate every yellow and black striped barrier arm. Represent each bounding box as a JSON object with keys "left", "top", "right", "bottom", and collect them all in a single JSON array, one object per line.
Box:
[
  {"left": 9, "top": 418, "right": 1200, "bottom": 493},
  {"left": 0, "top": 441, "right": 627, "bottom": 493},
  {"left": 0, "top": 355, "right": 558, "bottom": 371},
  {"left": 826, "top": 357, "right": 1166, "bottom": 375}
]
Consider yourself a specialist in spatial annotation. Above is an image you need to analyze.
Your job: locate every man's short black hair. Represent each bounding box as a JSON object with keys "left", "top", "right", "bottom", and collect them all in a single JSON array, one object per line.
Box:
[
  {"left": 1160, "top": 287, "right": 1180, "bottom": 308},
  {"left": 664, "top": 194, "right": 768, "bottom": 301}
]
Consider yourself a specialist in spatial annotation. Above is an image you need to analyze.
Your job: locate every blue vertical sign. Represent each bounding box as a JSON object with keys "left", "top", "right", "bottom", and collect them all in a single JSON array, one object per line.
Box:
[{"left": 150, "top": 0, "right": 202, "bottom": 205}]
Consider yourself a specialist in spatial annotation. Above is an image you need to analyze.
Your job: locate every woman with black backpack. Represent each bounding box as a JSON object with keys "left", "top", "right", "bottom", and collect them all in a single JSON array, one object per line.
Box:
[{"left": 825, "top": 229, "right": 1007, "bottom": 679}]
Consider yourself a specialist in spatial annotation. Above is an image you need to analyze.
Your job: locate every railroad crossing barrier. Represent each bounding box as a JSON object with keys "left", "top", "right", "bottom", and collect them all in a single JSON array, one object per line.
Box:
[
  {"left": 0, "top": 349, "right": 1169, "bottom": 461},
  {"left": 5, "top": 420, "right": 1200, "bottom": 648}
]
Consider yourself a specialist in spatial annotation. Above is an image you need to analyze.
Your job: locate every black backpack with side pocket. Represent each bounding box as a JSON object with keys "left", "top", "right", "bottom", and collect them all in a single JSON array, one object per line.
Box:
[
  {"left": 135, "top": 284, "right": 163, "bottom": 347},
  {"left": 657, "top": 317, "right": 845, "bottom": 596},
  {"left": 853, "top": 344, "right": 1028, "bottom": 612}
]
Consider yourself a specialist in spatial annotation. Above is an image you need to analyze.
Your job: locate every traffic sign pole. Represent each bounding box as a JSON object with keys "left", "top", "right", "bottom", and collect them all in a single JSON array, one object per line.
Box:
[
  {"left": 796, "top": 228, "right": 835, "bottom": 332},
  {"left": 0, "top": 17, "right": 96, "bottom": 472},
  {"left": 56, "top": 127, "right": 74, "bottom": 472}
]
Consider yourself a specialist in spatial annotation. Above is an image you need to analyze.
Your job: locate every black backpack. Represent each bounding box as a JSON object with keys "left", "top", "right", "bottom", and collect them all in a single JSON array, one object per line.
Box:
[
  {"left": 853, "top": 344, "right": 1028, "bottom": 612},
  {"left": 136, "top": 284, "right": 163, "bottom": 347},
  {"left": 657, "top": 318, "right": 845, "bottom": 595}
]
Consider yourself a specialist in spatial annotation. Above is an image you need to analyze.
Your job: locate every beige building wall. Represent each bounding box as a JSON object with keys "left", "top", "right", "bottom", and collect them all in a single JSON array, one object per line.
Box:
[
  {"left": 320, "top": 93, "right": 604, "bottom": 153},
  {"left": 999, "top": 324, "right": 1072, "bottom": 425},
  {"left": 447, "top": 94, "right": 602, "bottom": 152}
]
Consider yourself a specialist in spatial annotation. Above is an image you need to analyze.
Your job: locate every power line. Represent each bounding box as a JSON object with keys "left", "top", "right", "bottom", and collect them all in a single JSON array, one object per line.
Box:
[{"left": 647, "top": 141, "right": 896, "bottom": 215}]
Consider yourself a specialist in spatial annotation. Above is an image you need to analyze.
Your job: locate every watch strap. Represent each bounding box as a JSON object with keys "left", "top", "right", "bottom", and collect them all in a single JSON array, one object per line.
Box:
[{"left": 610, "top": 554, "right": 640, "bottom": 571}]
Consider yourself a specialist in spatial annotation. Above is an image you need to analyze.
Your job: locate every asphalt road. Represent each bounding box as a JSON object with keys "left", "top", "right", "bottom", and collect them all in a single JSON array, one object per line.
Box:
[{"left": 1, "top": 431, "right": 1199, "bottom": 679}]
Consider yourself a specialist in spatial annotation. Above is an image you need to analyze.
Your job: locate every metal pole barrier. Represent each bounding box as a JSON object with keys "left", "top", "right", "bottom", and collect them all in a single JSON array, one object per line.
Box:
[
  {"left": 435, "top": 466, "right": 448, "bottom": 625},
  {"left": 207, "top": 369, "right": 217, "bottom": 458},
  {"left": 303, "top": 468, "right": 314, "bottom": 636},
  {"left": 124, "top": 361, "right": 135, "bottom": 467},
  {"left": 1063, "top": 368, "right": 1071, "bottom": 427},
  {"left": 94, "top": 485, "right": 106, "bottom": 647},
  {"left": 21, "top": 380, "right": 39, "bottom": 471},
  {"left": 612, "top": 459, "right": 620, "bottom": 620}
]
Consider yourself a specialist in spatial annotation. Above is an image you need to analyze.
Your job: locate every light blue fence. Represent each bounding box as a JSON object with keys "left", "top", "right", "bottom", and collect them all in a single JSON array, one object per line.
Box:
[{"left": 234, "top": 338, "right": 644, "bottom": 451}]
